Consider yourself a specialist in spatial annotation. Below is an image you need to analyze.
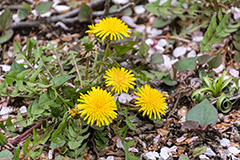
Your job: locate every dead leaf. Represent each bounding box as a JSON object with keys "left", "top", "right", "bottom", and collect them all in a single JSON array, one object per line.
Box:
[
  {"left": 156, "top": 128, "right": 169, "bottom": 138},
  {"left": 61, "top": 36, "right": 72, "bottom": 42},
  {"left": 213, "top": 122, "right": 231, "bottom": 133}
]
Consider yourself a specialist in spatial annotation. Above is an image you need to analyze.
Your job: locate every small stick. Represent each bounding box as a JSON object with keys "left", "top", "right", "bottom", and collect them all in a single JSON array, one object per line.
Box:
[
  {"left": 9, "top": 117, "right": 51, "bottom": 144},
  {"left": 153, "top": 35, "right": 191, "bottom": 44}
]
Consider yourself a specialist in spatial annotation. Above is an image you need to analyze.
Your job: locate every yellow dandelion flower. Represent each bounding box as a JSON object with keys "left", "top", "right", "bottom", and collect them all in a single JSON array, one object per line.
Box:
[
  {"left": 68, "top": 108, "right": 80, "bottom": 117},
  {"left": 134, "top": 84, "right": 168, "bottom": 120},
  {"left": 104, "top": 67, "right": 136, "bottom": 94},
  {"left": 85, "top": 17, "right": 131, "bottom": 41},
  {"left": 77, "top": 87, "right": 117, "bottom": 127}
]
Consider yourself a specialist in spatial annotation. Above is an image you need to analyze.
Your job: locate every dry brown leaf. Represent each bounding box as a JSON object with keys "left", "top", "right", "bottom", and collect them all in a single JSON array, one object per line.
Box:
[
  {"left": 213, "top": 122, "right": 231, "bottom": 133},
  {"left": 62, "top": 36, "right": 72, "bottom": 42},
  {"left": 156, "top": 128, "right": 169, "bottom": 138}
]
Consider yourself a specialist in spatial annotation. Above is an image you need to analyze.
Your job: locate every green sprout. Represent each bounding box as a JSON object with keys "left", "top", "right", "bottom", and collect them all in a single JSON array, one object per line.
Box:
[{"left": 191, "top": 71, "right": 239, "bottom": 113}]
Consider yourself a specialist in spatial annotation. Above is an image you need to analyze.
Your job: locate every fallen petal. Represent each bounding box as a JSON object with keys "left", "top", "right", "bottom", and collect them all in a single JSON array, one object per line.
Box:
[
  {"left": 220, "top": 138, "right": 230, "bottom": 147},
  {"left": 134, "top": 5, "right": 145, "bottom": 14},
  {"left": 228, "top": 146, "right": 240, "bottom": 155},
  {"left": 173, "top": 46, "right": 187, "bottom": 57},
  {"left": 146, "top": 151, "right": 160, "bottom": 160},
  {"left": 205, "top": 147, "right": 216, "bottom": 157}
]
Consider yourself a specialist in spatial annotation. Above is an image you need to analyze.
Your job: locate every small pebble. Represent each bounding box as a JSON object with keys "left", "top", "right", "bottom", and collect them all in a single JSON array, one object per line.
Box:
[
  {"left": 234, "top": 134, "right": 240, "bottom": 141},
  {"left": 139, "top": 134, "right": 146, "bottom": 139},
  {"left": 223, "top": 134, "right": 230, "bottom": 138},
  {"left": 218, "top": 113, "right": 225, "bottom": 122},
  {"left": 138, "top": 138, "right": 147, "bottom": 149},
  {"left": 46, "top": 33, "right": 52, "bottom": 39},
  {"left": 145, "top": 134, "right": 153, "bottom": 141},
  {"left": 234, "top": 121, "right": 240, "bottom": 128},
  {"left": 139, "top": 124, "right": 154, "bottom": 132},
  {"left": 167, "top": 141, "right": 172, "bottom": 146}
]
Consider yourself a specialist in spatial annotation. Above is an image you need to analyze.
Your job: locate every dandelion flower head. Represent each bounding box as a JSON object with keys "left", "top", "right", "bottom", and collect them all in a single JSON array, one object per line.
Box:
[
  {"left": 67, "top": 108, "right": 80, "bottom": 117},
  {"left": 134, "top": 84, "right": 168, "bottom": 120},
  {"left": 77, "top": 86, "right": 117, "bottom": 127},
  {"left": 85, "top": 17, "right": 131, "bottom": 41},
  {"left": 104, "top": 67, "right": 136, "bottom": 94}
]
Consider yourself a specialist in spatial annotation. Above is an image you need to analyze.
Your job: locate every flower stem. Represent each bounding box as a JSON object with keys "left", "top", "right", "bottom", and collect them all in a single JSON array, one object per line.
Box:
[
  {"left": 85, "top": 57, "right": 90, "bottom": 80},
  {"left": 99, "top": 39, "right": 110, "bottom": 73},
  {"left": 54, "top": 50, "right": 64, "bottom": 75},
  {"left": 71, "top": 52, "right": 82, "bottom": 86}
]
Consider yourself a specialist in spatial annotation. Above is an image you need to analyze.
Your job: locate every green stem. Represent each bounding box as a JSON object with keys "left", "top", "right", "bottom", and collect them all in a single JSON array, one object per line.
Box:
[
  {"left": 93, "top": 51, "right": 98, "bottom": 68},
  {"left": 99, "top": 39, "right": 110, "bottom": 73},
  {"left": 21, "top": 52, "right": 47, "bottom": 82},
  {"left": 40, "top": 57, "right": 54, "bottom": 79},
  {"left": 85, "top": 57, "right": 90, "bottom": 80},
  {"left": 54, "top": 50, "right": 64, "bottom": 75},
  {"left": 71, "top": 52, "right": 83, "bottom": 86}
]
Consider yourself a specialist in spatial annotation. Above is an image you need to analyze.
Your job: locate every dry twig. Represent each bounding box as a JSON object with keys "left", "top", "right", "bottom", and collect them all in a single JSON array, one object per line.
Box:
[
  {"left": 10, "top": 2, "right": 133, "bottom": 29},
  {"left": 9, "top": 117, "right": 51, "bottom": 144}
]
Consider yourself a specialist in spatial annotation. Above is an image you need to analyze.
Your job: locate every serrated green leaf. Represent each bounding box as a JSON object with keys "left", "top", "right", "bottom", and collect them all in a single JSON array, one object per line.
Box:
[
  {"left": 201, "top": 15, "right": 217, "bottom": 51},
  {"left": 33, "top": 129, "right": 38, "bottom": 145},
  {"left": 51, "top": 137, "right": 66, "bottom": 148},
  {"left": 80, "top": 125, "right": 89, "bottom": 134},
  {"left": 77, "top": 132, "right": 90, "bottom": 141},
  {"left": 16, "top": 80, "right": 27, "bottom": 91},
  {"left": 16, "top": 69, "right": 30, "bottom": 79},
  {"left": 5, "top": 116, "right": 15, "bottom": 132},
  {"left": 13, "top": 146, "right": 20, "bottom": 160},
  {"left": 144, "top": 3, "right": 160, "bottom": 16},
  {"left": 36, "top": 2, "right": 53, "bottom": 15},
  {"left": 76, "top": 143, "right": 87, "bottom": 155},
  {"left": 123, "top": 139, "right": 139, "bottom": 160},
  {"left": 29, "top": 146, "right": 43, "bottom": 159},
  {"left": 153, "top": 17, "right": 172, "bottom": 28},
  {"left": 68, "top": 140, "right": 82, "bottom": 150},
  {"left": 13, "top": 41, "right": 21, "bottom": 54},
  {"left": 51, "top": 113, "right": 68, "bottom": 141},
  {"left": 50, "top": 75, "right": 75, "bottom": 87},
  {"left": 0, "top": 132, "right": 7, "bottom": 146},
  {"left": 23, "top": 137, "right": 31, "bottom": 156},
  {"left": 68, "top": 125, "right": 78, "bottom": 138},
  {"left": 10, "top": 62, "right": 25, "bottom": 74},
  {"left": 125, "top": 107, "right": 137, "bottom": 131},
  {"left": 26, "top": 38, "right": 37, "bottom": 52},
  {"left": 29, "top": 69, "right": 41, "bottom": 82}
]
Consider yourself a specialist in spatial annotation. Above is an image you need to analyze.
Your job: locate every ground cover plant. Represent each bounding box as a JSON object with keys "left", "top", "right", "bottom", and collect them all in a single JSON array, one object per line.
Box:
[{"left": 0, "top": 0, "right": 240, "bottom": 159}]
